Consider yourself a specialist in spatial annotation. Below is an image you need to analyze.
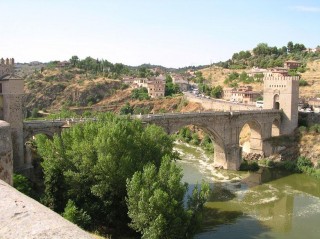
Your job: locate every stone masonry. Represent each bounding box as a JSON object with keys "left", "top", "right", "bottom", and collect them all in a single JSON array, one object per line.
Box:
[
  {"left": 0, "top": 120, "right": 13, "bottom": 185},
  {"left": 0, "top": 57, "right": 25, "bottom": 173}
]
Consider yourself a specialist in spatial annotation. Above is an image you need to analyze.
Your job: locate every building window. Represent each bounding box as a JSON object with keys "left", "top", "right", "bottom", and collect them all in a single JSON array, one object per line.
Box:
[{"left": 0, "top": 83, "right": 2, "bottom": 93}]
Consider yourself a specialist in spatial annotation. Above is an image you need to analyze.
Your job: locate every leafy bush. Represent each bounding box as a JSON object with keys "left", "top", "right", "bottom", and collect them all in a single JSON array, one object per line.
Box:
[
  {"left": 298, "top": 126, "right": 307, "bottom": 133},
  {"left": 191, "top": 133, "right": 200, "bottom": 145},
  {"left": 126, "top": 157, "right": 209, "bottom": 238},
  {"left": 296, "top": 156, "right": 313, "bottom": 172},
  {"left": 13, "top": 174, "right": 32, "bottom": 196},
  {"left": 63, "top": 200, "right": 91, "bottom": 229},
  {"left": 120, "top": 102, "right": 134, "bottom": 115},
  {"left": 259, "top": 159, "right": 275, "bottom": 167},
  {"left": 277, "top": 161, "right": 298, "bottom": 172},
  {"left": 309, "top": 125, "right": 319, "bottom": 133},
  {"left": 239, "top": 160, "right": 259, "bottom": 171},
  {"left": 201, "top": 135, "right": 214, "bottom": 153},
  {"left": 299, "top": 79, "right": 308, "bottom": 86},
  {"left": 131, "top": 87, "right": 150, "bottom": 100}
]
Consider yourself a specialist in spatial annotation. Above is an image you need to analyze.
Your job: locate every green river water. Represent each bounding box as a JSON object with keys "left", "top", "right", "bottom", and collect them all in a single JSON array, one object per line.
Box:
[{"left": 174, "top": 142, "right": 320, "bottom": 239}]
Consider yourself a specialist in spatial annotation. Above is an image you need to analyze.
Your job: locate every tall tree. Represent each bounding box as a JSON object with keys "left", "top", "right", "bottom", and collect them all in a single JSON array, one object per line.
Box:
[
  {"left": 126, "top": 156, "right": 209, "bottom": 239},
  {"left": 35, "top": 114, "right": 177, "bottom": 232},
  {"left": 70, "top": 55, "right": 79, "bottom": 67}
]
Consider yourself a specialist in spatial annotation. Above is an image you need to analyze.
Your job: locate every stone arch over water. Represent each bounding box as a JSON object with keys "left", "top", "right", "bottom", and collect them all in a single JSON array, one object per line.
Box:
[{"left": 239, "top": 119, "right": 263, "bottom": 156}]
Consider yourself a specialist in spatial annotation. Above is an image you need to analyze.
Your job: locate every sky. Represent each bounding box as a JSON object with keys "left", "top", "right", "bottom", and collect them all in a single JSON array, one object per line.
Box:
[{"left": 0, "top": 0, "right": 320, "bottom": 68}]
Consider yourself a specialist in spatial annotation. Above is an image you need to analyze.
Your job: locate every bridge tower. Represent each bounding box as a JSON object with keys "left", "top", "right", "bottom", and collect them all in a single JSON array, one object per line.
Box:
[
  {"left": 0, "top": 57, "right": 25, "bottom": 172},
  {"left": 263, "top": 76, "right": 299, "bottom": 135}
]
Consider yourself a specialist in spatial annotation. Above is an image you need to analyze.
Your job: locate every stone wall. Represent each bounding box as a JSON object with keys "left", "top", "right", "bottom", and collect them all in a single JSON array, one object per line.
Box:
[
  {"left": 0, "top": 180, "right": 94, "bottom": 239},
  {"left": 0, "top": 120, "right": 13, "bottom": 185},
  {"left": 185, "top": 95, "right": 257, "bottom": 111}
]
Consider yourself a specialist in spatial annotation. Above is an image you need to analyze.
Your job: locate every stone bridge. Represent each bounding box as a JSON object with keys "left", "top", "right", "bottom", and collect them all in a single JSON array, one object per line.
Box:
[
  {"left": 22, "top": 110, "right": 282, "bottom": 170},
  {"left": 23, "top": 120, "right": 67, "bottom": 142},
  {"left": 137, "top": 109, "right": 282, "bottom": 170}
]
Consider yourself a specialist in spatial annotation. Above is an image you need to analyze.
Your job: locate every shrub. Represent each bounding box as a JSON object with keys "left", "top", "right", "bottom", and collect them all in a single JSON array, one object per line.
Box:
[
  {"left": 13, "top": 174, "right": 32, "bottom": 196},
  {"left": 239, "top": 160, "right": 259, "bottom": 171},
  {"left": 298, "top": 126, "right": 307, "bottom": 133},
  {"left": 31, "top": 108, "right": 39, "bottom": 118},
  {"left": 299, "top": 79, "right": 308, "bottom": 86},
  {"left": 296, "top": 156, "right": 313, "bottom": 172},
  {"left": 63, "top": 200, "right": 91, "bottom": 229},
  {"left": 191, "top": 133, "right": 200, "bottom": 145},
  {"left": 278, "top": 161, "right": 298, "bottom": 172},
  {"left": 259, "top": 159, "right": 275, "bottom": 167},
  {"left": 309, "top": 125, "right": 319, "bottom": 133}
]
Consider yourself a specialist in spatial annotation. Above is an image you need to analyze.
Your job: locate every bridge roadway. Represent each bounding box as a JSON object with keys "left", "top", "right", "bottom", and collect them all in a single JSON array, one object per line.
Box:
[{"left": 23, "top": 109, "right": 282, "bottom": 170}]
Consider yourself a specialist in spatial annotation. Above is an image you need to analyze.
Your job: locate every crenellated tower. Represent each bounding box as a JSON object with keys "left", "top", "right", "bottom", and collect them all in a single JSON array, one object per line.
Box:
[
  {"left": 263, "top": 76, "right": 299, "bottom": 135},
  {"left": 0, "top": 57, "right": 25, "bottom": 172}
]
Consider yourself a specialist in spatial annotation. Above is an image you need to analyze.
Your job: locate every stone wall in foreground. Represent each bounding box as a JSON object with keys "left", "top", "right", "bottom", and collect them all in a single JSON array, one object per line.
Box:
[{"left": 0, "top": 180, "right": 94, "bottom": 239}]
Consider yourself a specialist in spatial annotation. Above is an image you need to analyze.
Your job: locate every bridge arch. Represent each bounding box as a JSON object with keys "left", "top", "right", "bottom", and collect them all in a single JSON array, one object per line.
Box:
[
  {"left": 239, "top": 119, "right": 263, "bottom": 157},
  {"left": 150, "top": 120, "right": 230, "bottom": 169},
  {"left": 24, "top": 129, "right": 55, "bottom": 144},
  {"left": 23, "top": 131, "right": 55, "bottom": 172}
]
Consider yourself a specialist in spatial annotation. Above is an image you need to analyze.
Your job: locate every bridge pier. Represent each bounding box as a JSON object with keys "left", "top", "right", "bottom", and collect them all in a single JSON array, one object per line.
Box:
[{"left": 225, "top": 144, "right": 242, "bottom": 170}]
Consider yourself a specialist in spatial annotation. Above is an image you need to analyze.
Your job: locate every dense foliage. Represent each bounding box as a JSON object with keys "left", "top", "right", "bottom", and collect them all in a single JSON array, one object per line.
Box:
[
  {"left": 223, "top": 71, "right": 258, "bottom": 87},
  {"left": 13, "top": 174, "right": 33, "bottom": 197},
  {"left": 126, "top": 157, "right": 209, "bottom": 239},
  {"left": 178, "top": 127, "right": 214, "bottom": 153},
  {"left": 35, "top": 114, "right": 176, "bottom": 233},
  {"left": 216, "top": 42, "right": 320, "bottom": 69},
  {"left": 131, "top": 87, "right": 150, "bottom": 100},
  {"left": 69, "top": 56, "right": 129, "bottom": 78},
  {"left": 35, "top": 114, "right": 208, "bottom": 236},
  {"left": 165, "top": 75, "right": 180, "bottom": 96}
]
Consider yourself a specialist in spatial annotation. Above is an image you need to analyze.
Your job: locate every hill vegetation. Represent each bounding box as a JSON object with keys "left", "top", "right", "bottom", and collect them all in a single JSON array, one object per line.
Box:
[{"left": 216, "top": 41, "right": 320, "bottom": 69}]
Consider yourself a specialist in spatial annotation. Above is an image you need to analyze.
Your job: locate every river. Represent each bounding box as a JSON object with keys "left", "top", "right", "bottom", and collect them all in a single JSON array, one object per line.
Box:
[{"left": 174, "top": 142, "right": 320, "bottom": 239}]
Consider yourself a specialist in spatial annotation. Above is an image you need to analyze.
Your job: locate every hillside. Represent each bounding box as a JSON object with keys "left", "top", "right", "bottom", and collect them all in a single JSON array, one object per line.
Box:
[
  {"left": 200, "top": 60, "right": 320, "bottom": 98},
  {"left": 23, "top": 67, "right": 202, "bottom": 116}
]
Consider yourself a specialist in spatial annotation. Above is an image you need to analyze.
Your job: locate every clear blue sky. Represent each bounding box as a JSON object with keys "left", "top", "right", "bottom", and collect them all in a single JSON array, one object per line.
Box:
[{"left": 0, "top": 0, "right": 319, "bottom": 67}]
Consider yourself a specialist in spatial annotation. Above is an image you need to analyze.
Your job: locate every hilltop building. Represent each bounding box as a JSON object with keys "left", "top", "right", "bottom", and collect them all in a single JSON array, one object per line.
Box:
[
  {"left": 223, "top": 85, "right": 261, "bottom": 104},
  {"left": 284, "top": 60, "right": 301, "bottom": 70},
  {"left": 131, "top": 75, "right": 165, "bottom": 98}
]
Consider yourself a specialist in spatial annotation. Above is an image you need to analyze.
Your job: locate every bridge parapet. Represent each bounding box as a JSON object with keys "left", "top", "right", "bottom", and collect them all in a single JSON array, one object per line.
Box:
[{"left": 135, "top": 109, "right": 281, "bottom": 121}]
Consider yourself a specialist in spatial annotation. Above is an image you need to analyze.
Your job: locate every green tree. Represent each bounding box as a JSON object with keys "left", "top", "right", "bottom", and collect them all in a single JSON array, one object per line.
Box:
[
  {"left": 120, "top": 102, "right": 134, "bottom": 115},
  {"left": 131, "top": 87, "right": 150, "bottom": 100},
  {"left": 287, "top": 41, "right": 294, "bottom": 53},
  {"left": 35, "top": 114, "right": 176, "bottom": 232},
  {"left": 165, "top": 75, "right": 180, "bottom": 96},
  {"left": 13, "top": 174, "right": 32, "bottom": 196},
  {"left": 126, "top": 156, "right": 209, "bottom": 239},
  {"left": 63, "top": 200, "right": 91, "bottom": 229},
  {"left": 70, "top": 55, "right": 79, "bottom": 67}
]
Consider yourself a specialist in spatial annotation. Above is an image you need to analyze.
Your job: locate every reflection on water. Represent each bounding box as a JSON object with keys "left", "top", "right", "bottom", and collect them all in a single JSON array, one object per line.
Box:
[{"left": 174, "top": 142, "right": 320, "bottom": 239}]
